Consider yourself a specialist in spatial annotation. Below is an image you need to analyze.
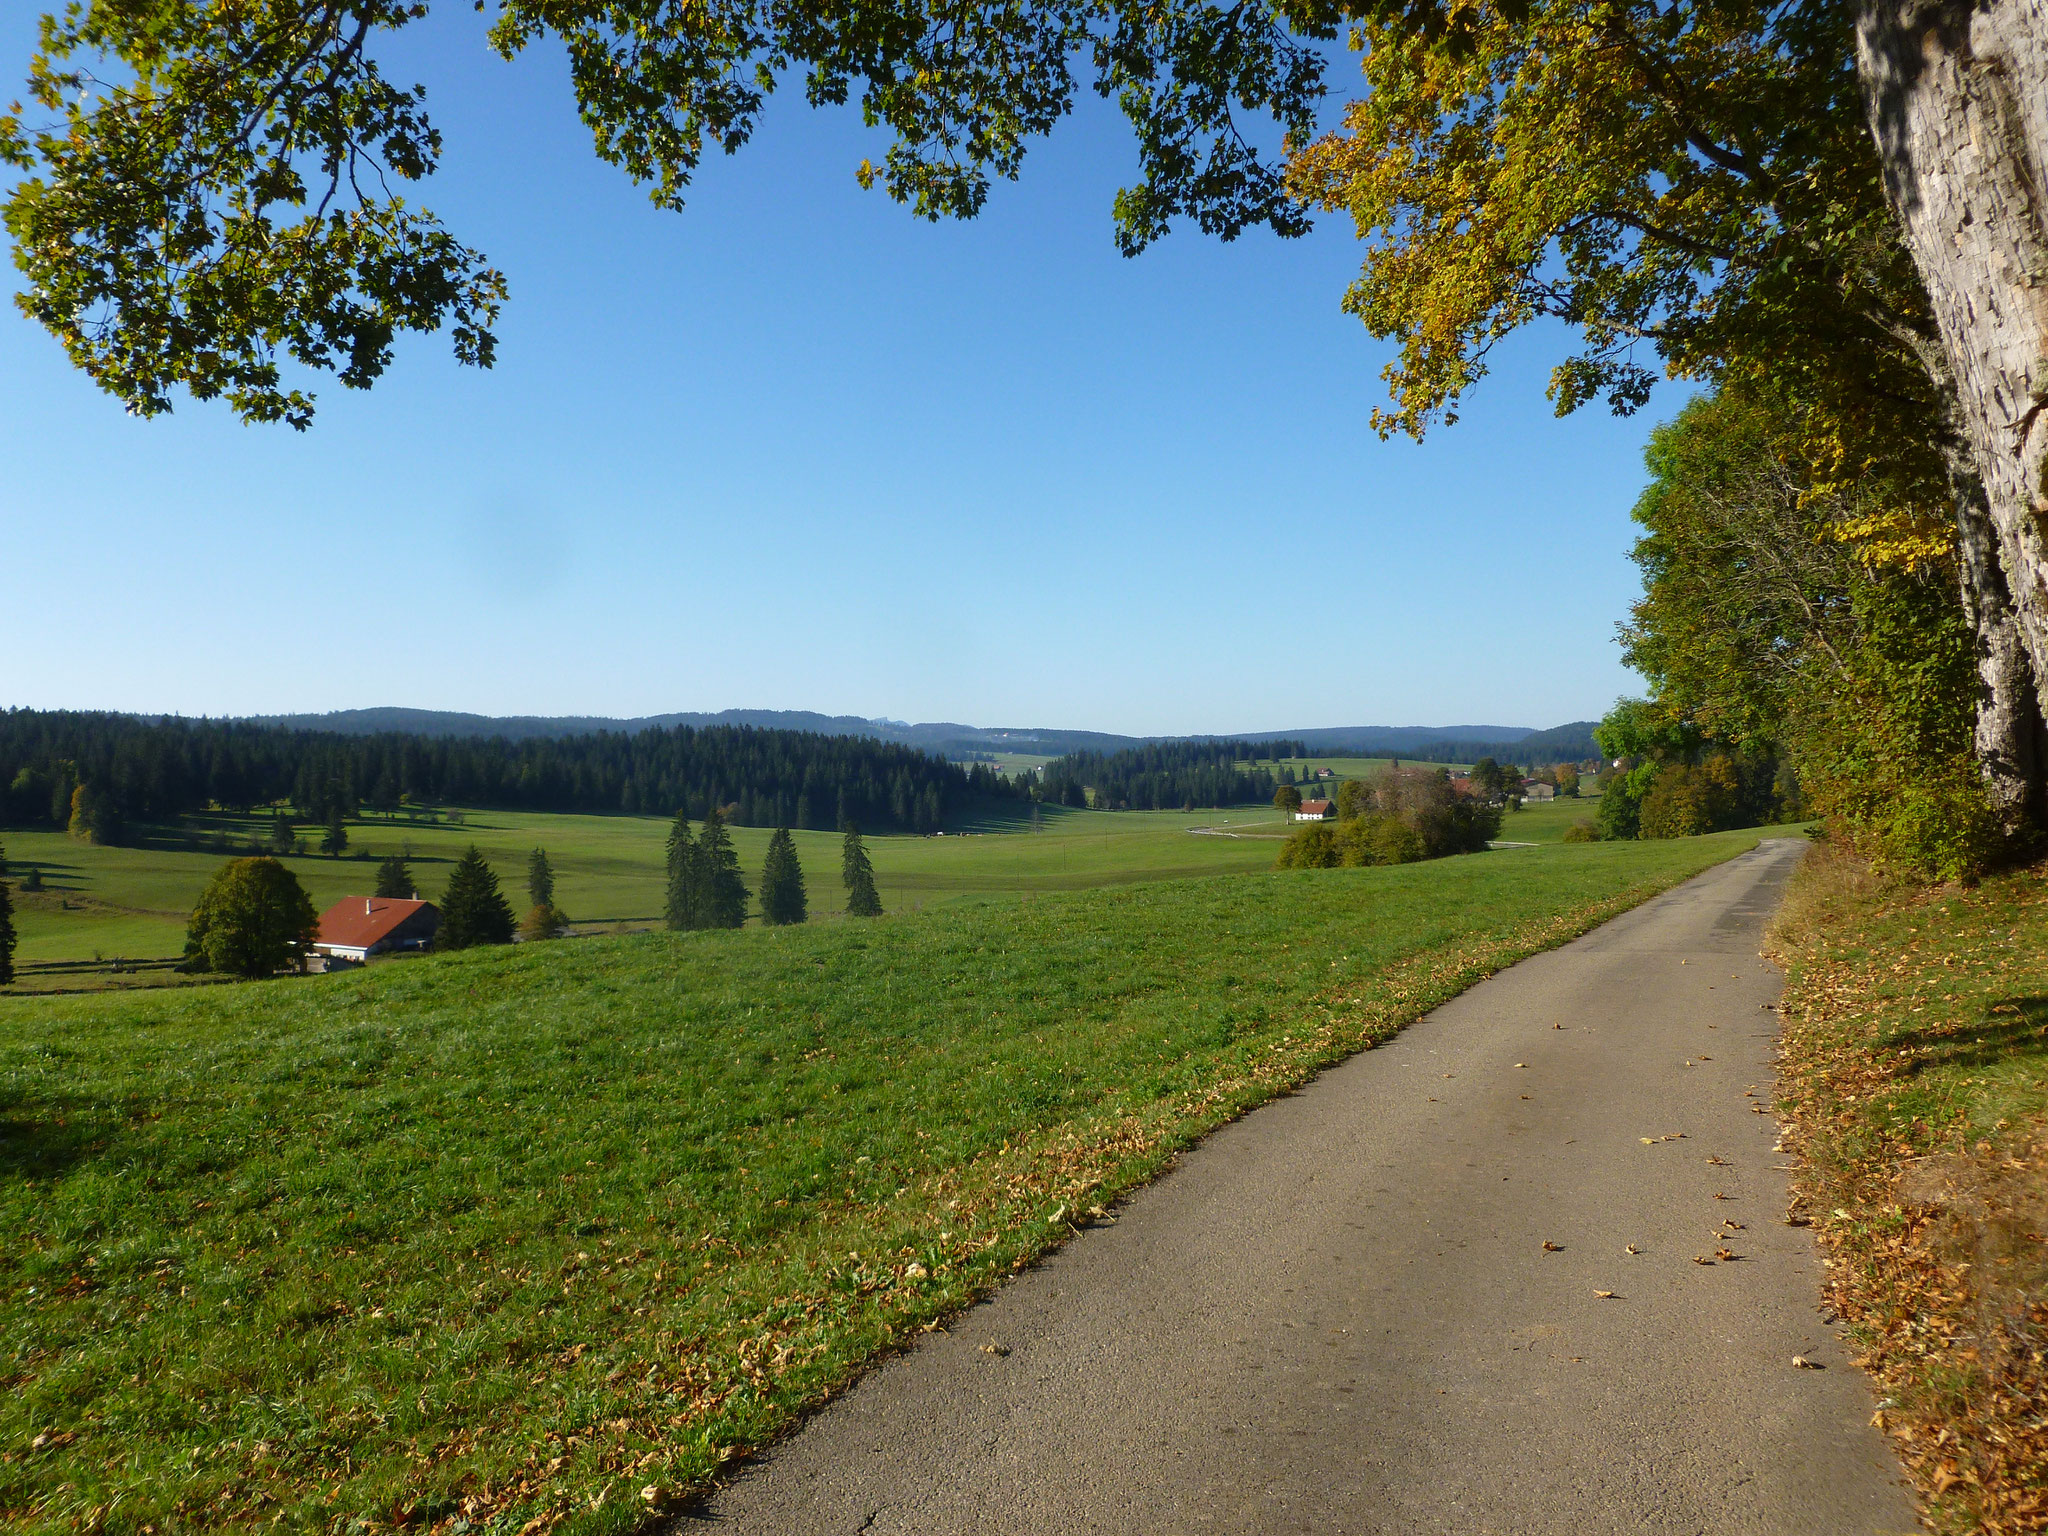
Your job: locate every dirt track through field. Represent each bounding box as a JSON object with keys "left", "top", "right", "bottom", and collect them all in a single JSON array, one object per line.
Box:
[{"left": 698, "top": 838, "right": 1916, "bottom": 1535}]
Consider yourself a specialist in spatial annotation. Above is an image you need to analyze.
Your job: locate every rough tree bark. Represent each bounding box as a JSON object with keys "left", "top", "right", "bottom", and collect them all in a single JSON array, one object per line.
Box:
[
  {"left": 1952, "top": 456, "right": 2048, "bottom": 828},
  {"left": 1857, "top": 0, "right": 2048, "bottom": 837}
]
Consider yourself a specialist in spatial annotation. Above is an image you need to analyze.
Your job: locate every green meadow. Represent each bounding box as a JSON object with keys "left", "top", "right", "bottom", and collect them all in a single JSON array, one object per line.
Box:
[
  {"left": 2, "top": 789, "right": 1602, "bottom": 972},
  {"left": 0, "top": 826, "right": 1766, "bottom": 1532}
]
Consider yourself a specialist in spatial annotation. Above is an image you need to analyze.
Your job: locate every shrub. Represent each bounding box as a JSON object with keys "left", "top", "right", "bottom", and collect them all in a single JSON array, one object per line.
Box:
[
  {"left": 1276, "top": 822, "right": 1340, "bottom": 868},
  {"left": 1638, "top": 756, "right": 1746, "bottom": 839},
  {"left": 184, "top": 857, "right": 318, "bottom": 977},
  {"left": 1280, "top": 768, "right": 1499, "bottom": 869},
  {"left": 1562, "top": 820, "right": 1599, "bottom": 843},
  {"left": 519, "top": 903, "right": 569, "bottom": 942}
]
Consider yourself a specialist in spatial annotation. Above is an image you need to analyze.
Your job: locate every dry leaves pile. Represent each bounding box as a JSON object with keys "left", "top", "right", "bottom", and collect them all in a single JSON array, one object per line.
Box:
[{"left": 1770, "top": 845, "right": 2048, "bottom": 1533}]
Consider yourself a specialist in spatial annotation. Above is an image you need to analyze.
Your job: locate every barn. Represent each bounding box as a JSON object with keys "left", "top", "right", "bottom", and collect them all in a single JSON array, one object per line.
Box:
[{"left": 313, "top": 897, "right": 441, "bottom": 964}]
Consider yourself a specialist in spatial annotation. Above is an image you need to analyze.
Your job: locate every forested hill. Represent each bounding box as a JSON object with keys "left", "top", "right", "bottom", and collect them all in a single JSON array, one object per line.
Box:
[
  {"left": 1326, "top": 721, "right": 1601, "bottom": 766},
  {"left": 240, "top": 708, "right": 1599, "bottom": 764},
  {"left": 1041, "top": 741, "right": 1304, "bottom": 811},
  {"left": 0, "top": 710, "right": 1014, "bottom": 836},
  {"left": 246, "top": 708, "right": 1140, "bottom": 758}
]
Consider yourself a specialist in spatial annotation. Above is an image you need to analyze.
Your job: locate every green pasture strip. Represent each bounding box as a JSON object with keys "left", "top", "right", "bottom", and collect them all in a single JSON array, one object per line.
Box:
[
  {"left": 0, "top": 830, "right": 1763, "bottom": 1533},
  {"left": 3, "top": 806, "right": 1291, "bottom": 965},
  {"left": 1492, "top": 797, "right": 1601, "bottom": 844}
]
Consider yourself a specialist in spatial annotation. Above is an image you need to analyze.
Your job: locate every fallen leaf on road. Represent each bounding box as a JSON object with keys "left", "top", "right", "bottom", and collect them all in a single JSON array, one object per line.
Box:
[
  {"left": 1792, "top": 1355, "right": 1823, "bottom": 1370},
  {"left": 981, "top": 1343, "right": 1010, "bottom": 1357},
  {"left": 1594, "top": 1290, "right": 1621, "bottom": 1299},
  {"left": 1694, "top": 1255, "right": 1714, "bottom": 1265},
  {"left": 1542, "top": 1240, "right": 1563, "bottom": 1251},
  {"left": 1714, "top": 1191, "right": 1734, "bottom": 1200},
  {"left": 1706, "top": 1156, "right": 1730, "bottom": 1166},
  {"left": 1625, "top": 1244, "right": 1640, "bottom": 1255},
  {"left": 1516, "top": 1063, "right": 1527, "bottom": 1069},
  {"left": 1720, "top": 1220, "right": 1745, "bottom": 1231},
  {"left": 1716, "top": 1247, "right": 1739, "bottom": 1261}
]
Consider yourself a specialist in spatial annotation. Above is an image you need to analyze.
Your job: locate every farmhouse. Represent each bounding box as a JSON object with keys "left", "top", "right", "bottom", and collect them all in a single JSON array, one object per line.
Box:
[
  {"left": 314, "top": 897, "right": 440, "bottom": 964},
  {"left": 1293, "top": 799, "right": 1336, "bottom": 822},
  {"left": 1522, "top": 781, "right": 1558, "bottom": 802}
]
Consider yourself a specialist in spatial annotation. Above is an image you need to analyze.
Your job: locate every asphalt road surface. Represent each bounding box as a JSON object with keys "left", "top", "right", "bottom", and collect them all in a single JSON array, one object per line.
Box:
[{"left": 700, "top": 838, "right": 1918, "bottom": 1535}]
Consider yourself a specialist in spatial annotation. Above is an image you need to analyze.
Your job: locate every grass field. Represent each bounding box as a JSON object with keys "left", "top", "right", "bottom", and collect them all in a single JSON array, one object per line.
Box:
[
  {"left": 1769, "top": 847, "right": 2048, "bottom": 1532},
  {"left": 2, "top": 790, "right": 1604, "bottom": 972},
  {"left": 0, "top": 805, "right": 1286, "bottom": 968},
  {"left": 0, "top": 827, "right": 1770, "bottom": 1532}
]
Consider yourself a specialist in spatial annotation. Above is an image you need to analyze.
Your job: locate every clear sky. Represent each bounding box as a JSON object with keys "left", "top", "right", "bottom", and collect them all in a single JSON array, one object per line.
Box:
[{"left": 0, "top": 10, "right": 1676, "bottom": 737}]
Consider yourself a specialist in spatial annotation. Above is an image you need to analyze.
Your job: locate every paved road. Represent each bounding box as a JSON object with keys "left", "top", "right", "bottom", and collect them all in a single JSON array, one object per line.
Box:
[{"left": 700, "top": 839, "right": 1917, "bottom": 1535}]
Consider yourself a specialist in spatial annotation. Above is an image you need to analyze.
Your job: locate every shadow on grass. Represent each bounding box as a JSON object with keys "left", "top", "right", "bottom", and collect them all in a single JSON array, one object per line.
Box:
[
  {"left": 8, "top": 859, "right": 85, "bottom": 890},
  {"left": 0, "top": 1107, "right": 112, "bottom": 1180},
  {"left": 1893, "top": 995, "right": 2048, "bottom": 1078}
]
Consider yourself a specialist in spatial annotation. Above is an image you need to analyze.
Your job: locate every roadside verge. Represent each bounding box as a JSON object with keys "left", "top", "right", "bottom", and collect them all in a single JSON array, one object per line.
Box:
[{"left": 1770, "top": 845, "right": 2048, "bottom": 1534}]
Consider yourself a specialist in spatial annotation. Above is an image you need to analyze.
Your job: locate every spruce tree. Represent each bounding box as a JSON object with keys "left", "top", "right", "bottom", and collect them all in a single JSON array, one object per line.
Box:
[
  {"left": 521, "top": 847, "right": 566, "bottom": 940},
  {"left": 758, "top": 827, "right": 807, "bottom": 926},
  {"left": 438, "top": 846, "right": 515, "bottom": 950},
  {"left": 320, "top": 806, "right": 348, "bottom": 857},
  {"left": 842, "top": 825, "right": 882, "bottom": 917},
  {"left": 664, "top": 812, "right": 703, "bottom": 930},
  {"left": 374, "top": 856, "right": 414, "bottom": 899},
  {"left": 697, "top": 808, "right": 748, "bottom": 929}
]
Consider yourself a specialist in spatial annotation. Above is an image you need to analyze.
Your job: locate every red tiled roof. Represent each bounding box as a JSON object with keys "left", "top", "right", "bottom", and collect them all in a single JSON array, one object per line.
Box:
[
  {"left": 1298, "top": 799, "right": 1333, "bottom": 814},
  {"left": 316, "top": 897, "right": 434, "bottom": 951}
]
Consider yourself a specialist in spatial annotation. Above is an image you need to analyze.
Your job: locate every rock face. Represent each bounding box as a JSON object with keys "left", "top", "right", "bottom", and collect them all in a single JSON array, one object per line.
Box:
[{"left": 1857, "top": 0, "right": 2048, "bottom": 832}]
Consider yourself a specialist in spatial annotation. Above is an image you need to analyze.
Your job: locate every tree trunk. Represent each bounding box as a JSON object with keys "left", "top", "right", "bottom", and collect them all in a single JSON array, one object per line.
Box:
[
  {"left": 1952, "top": 456, "right": 2048, "bottom": 830},
  {"left": 1857, "top": 0, "right": 2048, "bottom": 835}
]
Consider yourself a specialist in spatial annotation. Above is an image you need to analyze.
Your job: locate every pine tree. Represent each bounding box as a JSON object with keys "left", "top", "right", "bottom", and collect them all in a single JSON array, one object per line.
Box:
[
  {"left": 842, "top": 825, "right": 882, "bottom": 917},
  {"left": 320, "top": 806, "right": 348, "bottom": 857},
  {"left": 758, "top": 827, "right": 807, "bottom": 926},
  {"left": 697, "top": 808, "right": 748, "bottom": 929},
  {"left": 527, "top": 848, "right": 555, "bottom": 908},
  {"left": 664, "top": 812, "right": 703, "bottom": 930},
  {"left": 268, "top": 811, "right": 295, "bottom": 855},
  {"left": 374, "top": 856, "right": 414, "bottom": 899},
  {"left": 438, "top": 846, "right": 515, "bottom": 950}
]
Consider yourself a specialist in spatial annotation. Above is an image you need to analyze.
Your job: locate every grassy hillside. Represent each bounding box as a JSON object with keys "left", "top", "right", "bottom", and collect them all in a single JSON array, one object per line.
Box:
[
  {"left": 1769, "top": 848, "right": 2048, "bottom": 1533},
  {"left": 0, "top": 830, "right": 1769, "bottom": 1532}
]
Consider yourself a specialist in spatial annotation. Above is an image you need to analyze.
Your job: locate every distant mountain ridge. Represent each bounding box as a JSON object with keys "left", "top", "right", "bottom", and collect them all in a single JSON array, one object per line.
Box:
[{"left": 239, "top": 708, "right": 1598, "bottom": 763}]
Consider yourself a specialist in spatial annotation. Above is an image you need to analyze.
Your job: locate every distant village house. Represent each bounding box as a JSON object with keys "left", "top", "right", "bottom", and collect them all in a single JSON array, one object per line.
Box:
[
  {"left": 1522, "top": 781, "right": 1558, "bottom": 802},
  {"left": 1293, "top": 799, "right": 1336, "bottom": 822},
  {"left": 313, "top": 897, "right": 440, "bottom": 965}
]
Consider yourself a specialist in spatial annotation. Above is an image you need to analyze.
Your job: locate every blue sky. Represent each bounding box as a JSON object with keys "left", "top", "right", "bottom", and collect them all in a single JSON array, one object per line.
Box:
[{"left": 0, "top": 9, "right": 1677, "bottom": 736}]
